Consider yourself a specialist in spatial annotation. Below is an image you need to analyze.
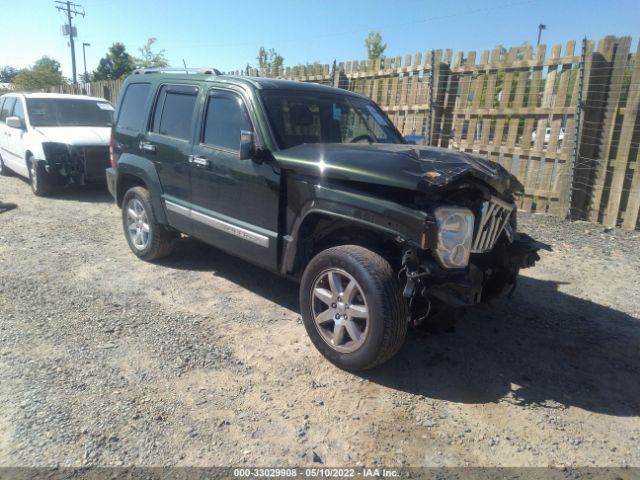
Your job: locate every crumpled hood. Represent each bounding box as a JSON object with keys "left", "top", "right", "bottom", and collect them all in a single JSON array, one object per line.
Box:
[
  {"left": 32, "top": 126, "right": 111, "bottom": 146},
  {"left": 274, "top": 143, "right": 523, "bottom": 196}
]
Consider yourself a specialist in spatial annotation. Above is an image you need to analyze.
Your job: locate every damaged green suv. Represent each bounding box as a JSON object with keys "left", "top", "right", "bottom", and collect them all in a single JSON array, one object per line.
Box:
[{"left": 106, "top": 68, "right": 549, "bottom": 371}]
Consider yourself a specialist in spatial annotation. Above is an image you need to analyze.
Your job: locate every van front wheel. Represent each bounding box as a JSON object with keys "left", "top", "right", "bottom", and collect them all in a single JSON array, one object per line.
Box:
[{"left": 28, "top": 157, "right": 54, "bottom": 196}]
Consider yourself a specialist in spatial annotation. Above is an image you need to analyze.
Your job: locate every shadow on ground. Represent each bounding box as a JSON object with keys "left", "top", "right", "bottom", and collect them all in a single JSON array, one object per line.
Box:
[
  {"left": 10, "top": 175, "right": 113, "bottom": 204},
  {"left": 51, "top": 183, "right": 113, "bottom": 204},
  {"left": 159, "top": 237, "right": 640, "bottom": 418}
]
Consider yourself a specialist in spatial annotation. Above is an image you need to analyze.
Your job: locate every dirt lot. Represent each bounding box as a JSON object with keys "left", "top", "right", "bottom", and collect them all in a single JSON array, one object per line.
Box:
[{"left": 0, "top": 173, "right": 639, "bottom": 468}]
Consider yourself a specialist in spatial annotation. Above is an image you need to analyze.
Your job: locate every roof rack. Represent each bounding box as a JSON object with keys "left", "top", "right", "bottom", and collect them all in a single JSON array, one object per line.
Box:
[{"left": 132, "top": 67, "right": 222, "bottom": 76}]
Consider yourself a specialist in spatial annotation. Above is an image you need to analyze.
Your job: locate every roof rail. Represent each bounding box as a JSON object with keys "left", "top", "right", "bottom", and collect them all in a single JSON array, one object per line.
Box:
[{"left": 132, "top": 67, "right": 222, "bottom": 76}]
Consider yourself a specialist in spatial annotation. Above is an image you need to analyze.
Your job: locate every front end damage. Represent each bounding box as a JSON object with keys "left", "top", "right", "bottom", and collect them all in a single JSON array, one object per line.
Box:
[
  {"left": 41, "top": 142, "right": 110, "bottom": 186},
  {"left": 400, "top": 193, "right": 551, "bottom": 326}
]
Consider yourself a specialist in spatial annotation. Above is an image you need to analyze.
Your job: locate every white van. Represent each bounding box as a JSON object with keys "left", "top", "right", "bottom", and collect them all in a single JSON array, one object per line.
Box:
[{"left": 0, "top": 93, "right": 114, "bottom": 196}]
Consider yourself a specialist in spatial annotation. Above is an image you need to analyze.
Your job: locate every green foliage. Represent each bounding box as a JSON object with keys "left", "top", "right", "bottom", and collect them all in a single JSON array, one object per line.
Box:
[
  {"left": 256, "top": 47, "right": 284, "bottom": 72},
  {"left": 365, "top": 31, "right": 386, "bottom": 61},
  {"left": 135, "top": 37, "right": 169, "bottom": 69},
  {"left": 92, "top": 43, "right": 136, "bottom": 81},
  {"left": 0, "top": 66, "right": 20, "bottom": 84},
  {"left": 13, "top": 57, "right": 65, "bottom": 91}
]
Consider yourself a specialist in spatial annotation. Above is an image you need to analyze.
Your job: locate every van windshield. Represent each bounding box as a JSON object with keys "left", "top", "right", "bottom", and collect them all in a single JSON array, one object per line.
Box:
[
  {"left": 260, "top": 90, "right": 404, "bottom": 149},
  {"left": 26, "top": 98, "right": 114, "bottom": 127}
]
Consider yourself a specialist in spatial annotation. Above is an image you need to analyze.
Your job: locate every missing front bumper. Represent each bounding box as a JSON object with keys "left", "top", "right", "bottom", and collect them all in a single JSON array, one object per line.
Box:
[{"left": 404, "top": 233, "right": 551, "bottom": 309}]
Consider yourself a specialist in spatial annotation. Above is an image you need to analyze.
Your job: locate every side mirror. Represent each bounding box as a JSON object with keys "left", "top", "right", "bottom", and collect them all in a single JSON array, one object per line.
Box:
[
  {"left": 239, "top": 130, "right": 255, "bottom": 160},
  {"left": 6, "top": 116, "right": 23, "bottom": 129}
]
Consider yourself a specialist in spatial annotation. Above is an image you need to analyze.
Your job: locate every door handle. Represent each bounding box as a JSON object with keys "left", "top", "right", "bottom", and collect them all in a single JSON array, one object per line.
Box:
[
  {"left": 189, "top": 155, "right": 209, "bottom": 167},
  {"left": 139, "top": 141, "right": 156, "bottom": 153}
]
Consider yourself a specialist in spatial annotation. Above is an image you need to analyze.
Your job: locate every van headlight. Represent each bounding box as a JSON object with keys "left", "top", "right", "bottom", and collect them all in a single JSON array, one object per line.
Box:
[{"left": 434, "top": 207, "right": 475, "bottom": 269}]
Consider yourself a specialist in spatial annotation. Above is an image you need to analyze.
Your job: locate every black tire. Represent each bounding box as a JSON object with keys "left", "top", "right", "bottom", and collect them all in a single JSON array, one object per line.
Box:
[
  {"left": 122, "top": 186, "right": 178, "bottom": 261},
  {"left": 300, "top": 245, "right": 409, "bottom": 371},
  {"left": 27, "top": 156, "right": 54, "bottom": 197},
  {"left": 0, "top": 154, "right": 11, "bottom": 176}
]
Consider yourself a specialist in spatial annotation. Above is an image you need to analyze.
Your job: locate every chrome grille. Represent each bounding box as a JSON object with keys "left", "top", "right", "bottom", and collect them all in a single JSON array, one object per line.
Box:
[{"left": 471, "top": 196, "right": 515, "bottom": 253}]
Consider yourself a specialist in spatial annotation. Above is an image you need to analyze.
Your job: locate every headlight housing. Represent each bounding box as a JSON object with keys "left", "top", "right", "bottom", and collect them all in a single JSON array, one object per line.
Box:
[{"left": 434, "top": 206, "right": 475, "bottom": 269}]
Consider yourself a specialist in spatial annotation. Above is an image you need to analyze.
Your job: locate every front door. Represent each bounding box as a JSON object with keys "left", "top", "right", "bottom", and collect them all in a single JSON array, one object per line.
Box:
[
  {"left": 0, "top": 97, "right": 17, "bottom": 170},
  {"left": 5, "top": 98, "right": 29, "bottom": 176},
  {"left": 189, "top": 88, "right": 280, "bottom": 270}
]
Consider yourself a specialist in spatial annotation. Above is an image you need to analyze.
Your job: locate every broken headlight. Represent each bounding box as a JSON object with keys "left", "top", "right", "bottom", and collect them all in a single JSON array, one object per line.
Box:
[{"left": 434, "top": 206, "right": 475, "bottom": 269}]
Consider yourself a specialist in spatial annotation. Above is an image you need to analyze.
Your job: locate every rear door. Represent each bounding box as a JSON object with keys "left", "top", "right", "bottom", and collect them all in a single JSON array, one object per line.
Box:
[{"left": 144, "top": 84, "right": 199, "bottom": 234}]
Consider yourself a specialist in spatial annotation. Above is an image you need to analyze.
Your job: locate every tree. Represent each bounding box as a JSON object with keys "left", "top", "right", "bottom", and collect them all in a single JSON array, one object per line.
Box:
[
  {"left": 13, "top": 57, "right": 65, "bottom": 91},
  {"left": 0, "top": 66, "right": 20, "bottom": 84},
  {"left": 135, "top": 37, "right": 169, "bottom": 69},
  {"left": 365, "top": 31, "right": 386, "bottom": 61},
  {"left": 256, "top": 47, "right": 284, "bottom": 72},
  {"left": 92, "top": 43, "right": 135, "bottom": 81}
]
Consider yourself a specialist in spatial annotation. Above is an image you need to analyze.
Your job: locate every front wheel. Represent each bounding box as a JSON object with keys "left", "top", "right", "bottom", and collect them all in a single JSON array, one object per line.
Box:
[
  {"left": 0, "top": 154, "right": 11, "bottom": 176},
  {"left": 28, "top": 157, "right": 54, "bottom": 196},
  {"left": 300, "top": 245, "right": 409, "bottom": 371},
  {"left": 122, "top": 186, "right": 178, "bottom": 261}
]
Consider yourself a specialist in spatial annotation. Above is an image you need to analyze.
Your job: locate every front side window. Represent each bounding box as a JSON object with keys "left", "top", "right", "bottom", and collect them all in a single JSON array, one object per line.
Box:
[
  {"left": 202, "top": 92, "right": 252, "bottom": 151},
  {"left": 260, "top": 91, "right": 403, "bottom": 149},
  {"left": 0, "top": 97, "right": 16, "bottom": 122},
  {"left": 151, "top": 85, "right": 198, "bottom": 141},
  {"left": 12, "top": 99, "right": 25, "bottom": 121},
  {"left": 26, "top": 98, "right": 113, "bottom": 127}
]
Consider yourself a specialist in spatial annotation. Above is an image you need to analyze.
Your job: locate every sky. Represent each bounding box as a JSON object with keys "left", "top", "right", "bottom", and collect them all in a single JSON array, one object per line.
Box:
[{"left": 1, "top": 0, "right": 638, "bottom": 79}]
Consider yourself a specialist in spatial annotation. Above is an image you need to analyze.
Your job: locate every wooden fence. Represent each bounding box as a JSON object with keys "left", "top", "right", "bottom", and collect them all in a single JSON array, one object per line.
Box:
[{"left": 47, "top": 35, "right": 640, "bottom": 230}]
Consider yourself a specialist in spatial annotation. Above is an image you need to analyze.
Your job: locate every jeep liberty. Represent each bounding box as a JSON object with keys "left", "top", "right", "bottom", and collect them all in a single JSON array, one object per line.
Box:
[{"left": 106, "top": 68, "right": 548, "bottom": 371}]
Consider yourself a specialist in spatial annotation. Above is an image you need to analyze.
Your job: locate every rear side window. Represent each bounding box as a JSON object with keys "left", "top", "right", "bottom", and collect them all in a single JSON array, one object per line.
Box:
[
  {"left": 0, "top": 97, "right": 16, "bottom": 122},
  {"left": 117, "top": 83, "right": 151, "bottom": 132},
  {"left": 151, "top": 85, "right": 198, "bottom": 141},
  {"left": 203, "top": 92, "right": 252, "bottom": 151}
]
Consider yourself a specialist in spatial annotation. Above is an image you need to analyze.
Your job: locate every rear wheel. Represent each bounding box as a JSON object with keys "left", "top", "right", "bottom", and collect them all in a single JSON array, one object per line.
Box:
[
  {"left": 28, "top": 156, "right": 54, "bottom": 196},
  {"left": 122, "top": 186, "right": 178, "bottom": 261},
  {"left": 300, "top": 245, "right": 408, "bottom": 371}
]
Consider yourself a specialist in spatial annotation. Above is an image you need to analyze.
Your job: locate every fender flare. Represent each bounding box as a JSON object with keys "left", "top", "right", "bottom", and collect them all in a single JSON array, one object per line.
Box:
[
  {"left": 116, "top": 153, "right": 168, "bottom": 224},
  {"left": 282, "top": 191, "right": 427, "bottom": 274}
]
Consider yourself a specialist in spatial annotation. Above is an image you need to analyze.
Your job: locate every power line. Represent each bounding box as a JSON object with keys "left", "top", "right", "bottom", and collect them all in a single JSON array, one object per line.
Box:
[{"left": 55, "top": 1, "right": 85, "bottom": 84}]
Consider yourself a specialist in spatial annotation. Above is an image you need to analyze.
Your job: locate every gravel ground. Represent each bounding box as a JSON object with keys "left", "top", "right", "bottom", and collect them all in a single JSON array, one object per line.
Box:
[{"left": 0, "top": 173, "right": 639, "bottom": 468}]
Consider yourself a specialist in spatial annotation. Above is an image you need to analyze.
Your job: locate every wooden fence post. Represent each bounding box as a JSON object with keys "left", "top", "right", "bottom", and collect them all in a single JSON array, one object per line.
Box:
[
  {"left": 604, "top": 39, "right": 640, "bottom": 227},
  {"left": 587, "top": 36, "right": 632, "bottom": 223}
]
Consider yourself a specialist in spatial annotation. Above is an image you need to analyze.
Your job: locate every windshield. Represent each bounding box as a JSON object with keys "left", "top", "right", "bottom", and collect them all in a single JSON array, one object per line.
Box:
[
  {"left": 260, "top": 91, "right": 404, "bottom": 149},
  {"left": 26, "top": 98, "right": 114, "bottom": 128}
]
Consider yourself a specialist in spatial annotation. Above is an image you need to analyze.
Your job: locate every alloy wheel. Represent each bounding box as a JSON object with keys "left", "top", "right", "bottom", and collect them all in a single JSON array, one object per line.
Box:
[
  {"left": 310, "top": 268, "right": 370, "bottom": 353},
  {"left": 126, "top": 198, "right": 151, "bottom": 251}
]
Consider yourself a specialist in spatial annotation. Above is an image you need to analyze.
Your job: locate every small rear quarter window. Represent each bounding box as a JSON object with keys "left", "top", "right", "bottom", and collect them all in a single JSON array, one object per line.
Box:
[{"left": 116, "top": 83, "right": 151, "bottom": 133}]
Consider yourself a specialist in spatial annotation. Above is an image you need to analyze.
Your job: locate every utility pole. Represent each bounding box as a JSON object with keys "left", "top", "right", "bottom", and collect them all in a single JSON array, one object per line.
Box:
[
  {"left": 55, "top": 1, "right": 85, "bottom": 84},
  {"left": 537, "top": 23, "right": 546, "bottom": 46},
  {"left": 82, "top": 42, "right": 90, "bottom": 82}
]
